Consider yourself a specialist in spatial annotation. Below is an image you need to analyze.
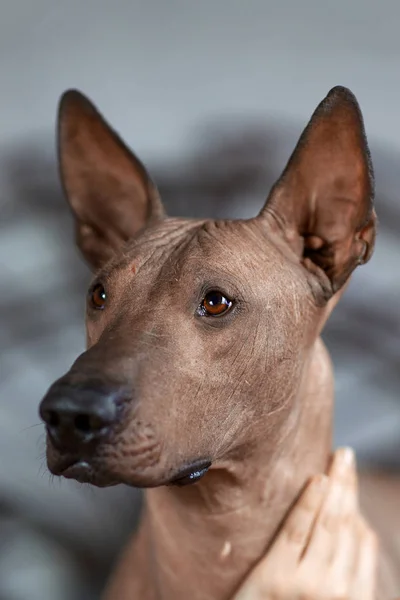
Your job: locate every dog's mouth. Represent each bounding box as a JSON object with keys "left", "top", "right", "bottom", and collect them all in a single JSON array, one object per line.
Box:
[
  {"left": 48, "top": 453, "right": 119, "bottom": 487},
  {"left": 62, "top": 459, "right": 119, "bottom": 486},
  {"left": 61, "top": 458, "right": 96, "bottom": 481},
  {"left": 47, "top": 443, "right": 211, "bottom": 488},
  {"left": 59, "top": 458, "right": 212, "bottom": 487},
  {"left": 168, "top": 460, "right": 212, "bottom": 487}
]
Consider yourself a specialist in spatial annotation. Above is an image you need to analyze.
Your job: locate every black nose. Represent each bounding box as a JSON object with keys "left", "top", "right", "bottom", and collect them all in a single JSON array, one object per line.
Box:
[{"left": 39, "top": 378, "right": 120, "bottom": 452}]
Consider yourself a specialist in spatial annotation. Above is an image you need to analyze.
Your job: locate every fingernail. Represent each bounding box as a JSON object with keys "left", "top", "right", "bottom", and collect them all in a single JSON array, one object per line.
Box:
[{"left": 340, "top": 446, "right": 355, "bottom": 466}]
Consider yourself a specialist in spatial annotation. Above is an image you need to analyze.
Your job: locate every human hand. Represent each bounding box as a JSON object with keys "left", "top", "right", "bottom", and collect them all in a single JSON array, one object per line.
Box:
[{"left": 234, "top": 447, "right": 378, "bottom": 600}]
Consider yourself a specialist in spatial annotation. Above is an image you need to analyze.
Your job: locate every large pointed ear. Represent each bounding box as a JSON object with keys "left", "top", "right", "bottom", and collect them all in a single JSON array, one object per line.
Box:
[
  {"left": 260, "top": 86, "right": 376, "bottom": 302},
  {"left": 57, "top": 90, "right": 165, "bottom": 270}
]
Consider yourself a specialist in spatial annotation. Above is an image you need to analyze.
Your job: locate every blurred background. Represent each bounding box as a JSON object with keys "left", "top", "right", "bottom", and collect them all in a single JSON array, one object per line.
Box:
[{"left": 1, "top": 1, "right": 399, "bottom": 598}]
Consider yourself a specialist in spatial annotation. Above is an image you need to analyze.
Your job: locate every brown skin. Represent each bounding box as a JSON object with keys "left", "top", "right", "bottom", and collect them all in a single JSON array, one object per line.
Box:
[
  {"left": 38, "top": 86, "right": 397, "bottom": 599},
  {"left": 234, "top": 448, "right": 378, "bottom": 600}
]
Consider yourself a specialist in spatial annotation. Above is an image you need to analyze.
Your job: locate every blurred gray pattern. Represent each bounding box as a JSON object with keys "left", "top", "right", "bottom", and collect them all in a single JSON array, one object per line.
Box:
[{"left": 1, "top": 1, "right": 399, "bottom": 599}]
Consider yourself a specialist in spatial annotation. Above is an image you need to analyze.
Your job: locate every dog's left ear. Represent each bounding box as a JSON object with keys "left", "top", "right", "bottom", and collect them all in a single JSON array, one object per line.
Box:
[
  {"left": 260, "top": 86, "right": 376, "bottom": 301},
  {"left": 58, "top": 90, "right": 165, "bottom": 270}
]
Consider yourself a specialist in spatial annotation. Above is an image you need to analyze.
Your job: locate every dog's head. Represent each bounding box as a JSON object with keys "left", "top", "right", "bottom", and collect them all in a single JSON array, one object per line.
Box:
[{"left": 39, "top": 87, "right": 376, "bottom": 488}]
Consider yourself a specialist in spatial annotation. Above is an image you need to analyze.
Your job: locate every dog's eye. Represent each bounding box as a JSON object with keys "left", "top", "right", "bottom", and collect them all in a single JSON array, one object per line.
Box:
[
  {"left": 89, "top": 283, "right": 107, "bottom": 310},
  {"left": 201, "top": 291, "right": 232, "bottom": 317}
]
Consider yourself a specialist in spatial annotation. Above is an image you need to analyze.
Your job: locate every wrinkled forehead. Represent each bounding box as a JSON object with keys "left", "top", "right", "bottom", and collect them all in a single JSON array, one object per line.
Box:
[
  {"left": 99, "top": 217, "right": 297, "bottom": 293},
  {"left": 94, "top": 218, "right": 200, "bottom": 280},
  {"left": 175, "top": 219, "right": 286, "bottom": 285}
]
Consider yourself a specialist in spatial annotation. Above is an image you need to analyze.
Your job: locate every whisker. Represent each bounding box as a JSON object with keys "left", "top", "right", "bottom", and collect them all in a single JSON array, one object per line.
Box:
[{"left": 18, "top": 422, "right": 43, "bottom": 434}]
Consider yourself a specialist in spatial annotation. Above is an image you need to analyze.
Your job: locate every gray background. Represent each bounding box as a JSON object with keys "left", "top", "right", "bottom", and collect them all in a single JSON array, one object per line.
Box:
[{"left": 0, "top": 1, "right": 399, "bottom": 598}]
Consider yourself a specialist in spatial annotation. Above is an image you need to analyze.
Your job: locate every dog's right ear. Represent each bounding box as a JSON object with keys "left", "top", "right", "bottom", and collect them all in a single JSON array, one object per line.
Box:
[{"left": 58, "top": 90, "right": 165, "bottom": 270}]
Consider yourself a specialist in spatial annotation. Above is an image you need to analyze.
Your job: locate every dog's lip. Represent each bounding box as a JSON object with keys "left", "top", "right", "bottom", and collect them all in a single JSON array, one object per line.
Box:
[
  {"left": 50, "top": 455, "right": 119, "bottom": 487},
  {"left": 49, "top": 453, "right": 92, "bottom": 479},
  {"left": 49, "top": 454, "right": 80, "bottom": 476},
  {"left": 169, "top": 459, "right": 212, "bottom": 486},
  {"left": 62, "top": 459, "right": 92, "bottom": 480},
  {"left": 48, "top": 449, "right": 212, "bottom": 488}
]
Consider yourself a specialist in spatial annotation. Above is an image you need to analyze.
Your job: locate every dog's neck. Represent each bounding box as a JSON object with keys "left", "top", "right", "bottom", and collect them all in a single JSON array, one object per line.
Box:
[{"left": 119, "top": 337, "right": 333, "bottom": 600}]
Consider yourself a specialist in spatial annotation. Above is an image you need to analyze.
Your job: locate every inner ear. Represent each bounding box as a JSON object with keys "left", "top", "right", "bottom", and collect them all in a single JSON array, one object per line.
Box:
[
  {"left": 58, "top": 89, "right": 165, "bottom": 270},
  {"left": 260, "top": 85, "right": 376, "bottom": 300}
]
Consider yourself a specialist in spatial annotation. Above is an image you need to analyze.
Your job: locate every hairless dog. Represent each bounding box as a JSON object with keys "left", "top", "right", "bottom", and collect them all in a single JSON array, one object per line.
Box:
[{"left": 39, "top": 86, "right": 399, "bottom": 599}]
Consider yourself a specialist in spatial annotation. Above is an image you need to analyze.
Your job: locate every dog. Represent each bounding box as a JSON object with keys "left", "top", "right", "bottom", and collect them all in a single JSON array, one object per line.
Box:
[{"left": 39, "top": 85, "right": 399, "bottom": 599}]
